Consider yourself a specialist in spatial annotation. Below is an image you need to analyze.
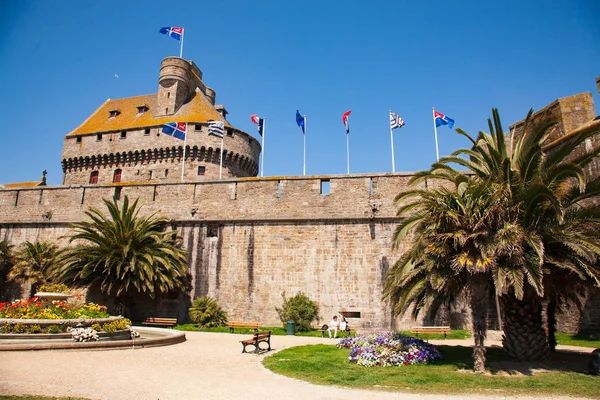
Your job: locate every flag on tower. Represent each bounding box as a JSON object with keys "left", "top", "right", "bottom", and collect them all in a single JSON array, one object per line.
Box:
[
  {"left": 208, "top": 120, "right": 225, "bottom": 137},
  {"left": 342, "top": 110, "right": 352, "bottom": 134},
  {"left": 434, "top": 110, "right": 455, "bottom": 129},
  {"left": 389, "top": 111, "right": 405, "bottom": 130},
  {"left": 251, "top": 114, "right": 264, "bottom": 136},
  {"left": 159, "top": 27, "right": 183, "bottom": 41},
  {"left": 161, "top": 122, "right": 186, "bottom": 140},
  {"left": 296, "top": 110, "right": 305, "bottom": 134}
]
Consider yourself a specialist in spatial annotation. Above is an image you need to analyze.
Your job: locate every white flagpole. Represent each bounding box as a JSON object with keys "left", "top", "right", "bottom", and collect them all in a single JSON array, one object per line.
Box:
[
  {"left": 219, "top": 135, "right": 224, "bottom": 179},
  {"left": 389, "top": 111, "right": 396, "bottom": 173},
  {"left": 303, "top": 115, "right": 307, "bottom": 176},
  {"left": 180, "top": 29, "right": 184, "bottom": 58},
  {"left": 260, "top": 118, "right": 266, "bottom": 177},
  {"left": 181, "top": 126, "right": 187, "bottom": 182},
  {"left": 432, "top": 107, "right": 440, "bottom": 162},
  {"left": 346, "top": 123, "right": 350, "bottom": 174}
]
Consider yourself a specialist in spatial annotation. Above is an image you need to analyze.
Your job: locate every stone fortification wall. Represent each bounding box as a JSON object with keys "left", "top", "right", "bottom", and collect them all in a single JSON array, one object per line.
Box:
[{"left": 0, "top": 174, "right": 418, "bottom": 329}]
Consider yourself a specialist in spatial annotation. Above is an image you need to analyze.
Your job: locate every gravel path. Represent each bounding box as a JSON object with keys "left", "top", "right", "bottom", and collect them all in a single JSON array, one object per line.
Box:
[{"left": 0, "top": 331, "right": 594, "bottom": 400}]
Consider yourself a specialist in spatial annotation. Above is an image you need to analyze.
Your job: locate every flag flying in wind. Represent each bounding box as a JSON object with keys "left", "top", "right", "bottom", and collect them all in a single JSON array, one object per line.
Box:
[
  {"left": 251, "top": 114, "right": 264, "bottom": 136},
  {"left": 208, "top": 120, "right": 225, "bottom": 138},
  {"left": 296, "top": 110, "right": 305, "bottom": 134},
  {"left": 161, "top": 122, "right": 186, "bottom": 140},
  {"left": 434, "top": 110, "right": 454, "bottom": 129},
  {"left": 342, "top": 110, "right": 352, "bottom": 134},
  {"left": 159, "top": 27, "right": 183, "bottom": 41},
  {"left": 389, "top": 111, "right": 405, "bottom": 130}
]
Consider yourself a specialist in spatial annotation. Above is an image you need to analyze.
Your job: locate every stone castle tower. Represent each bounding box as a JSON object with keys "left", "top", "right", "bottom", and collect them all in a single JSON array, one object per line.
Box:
[{"left": 61, "top": 57, "right": 261, "bottom": 186}]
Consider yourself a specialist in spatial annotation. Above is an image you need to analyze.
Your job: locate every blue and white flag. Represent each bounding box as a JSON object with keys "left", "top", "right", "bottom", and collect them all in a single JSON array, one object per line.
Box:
[
  {"left": 434, "top": 110, "right": 454, "bottom": 129},
  {"left": 296, "top": 110, "right": 305, "bottom": 134},
  {"left": 161, "top": 122, "right": 186, "bottom": 140},
  {"left": 159, "top": 27, "right": 183, "bottom": 41},
  {"left": 208, "top": 120, "right": 225, "bottom": 138}
]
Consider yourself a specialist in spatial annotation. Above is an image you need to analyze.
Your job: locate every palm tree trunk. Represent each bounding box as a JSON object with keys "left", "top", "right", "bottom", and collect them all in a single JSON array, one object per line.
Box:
[
  {"left": 469, "top": 273, "right": 489, "bottom": 373},
  {"left": 501, "top": 288, "right": 549, "bottom": 360},
  {"left": 547, "top": 300, "right": 557, "bottom": 352}
]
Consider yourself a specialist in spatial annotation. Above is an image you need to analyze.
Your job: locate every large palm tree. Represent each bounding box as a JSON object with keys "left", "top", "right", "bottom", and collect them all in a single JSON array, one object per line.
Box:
[
  {"left": 49, "top": 196, "right": 188, "bottom": 312},
  {"left": 434, "top": 109, "right": 600, "bottom": 360},
  {"left": 384, "top": 179, "right": 517, "bottom": 373},
  {"left": 8, "top": 241, "right": 58, "bottom": 295}
]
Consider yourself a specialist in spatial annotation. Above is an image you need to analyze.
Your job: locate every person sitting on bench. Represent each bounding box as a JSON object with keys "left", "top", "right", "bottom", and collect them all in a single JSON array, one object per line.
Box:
[{"left": 328, "top": 315, "right": 339, "bottom": 338}]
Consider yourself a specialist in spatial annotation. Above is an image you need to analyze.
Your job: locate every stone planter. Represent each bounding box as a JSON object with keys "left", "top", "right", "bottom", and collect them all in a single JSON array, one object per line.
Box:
[{"left": 34, "top": 292, "right": 72, "bottom": 302}]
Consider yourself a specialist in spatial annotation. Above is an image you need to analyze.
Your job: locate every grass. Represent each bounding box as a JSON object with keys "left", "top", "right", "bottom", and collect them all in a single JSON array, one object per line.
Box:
[
  {"left": 398, "top": 329, "right": 471, "bottom": 340},
  {"left": 263, "top": 344, "right": 600, "bottom": 398},
  {"left": 556, "top": 332, "right": 600, "bottom": 348},
  {"left": 174, "top": 324, "right": 337, "bottom": 337}
]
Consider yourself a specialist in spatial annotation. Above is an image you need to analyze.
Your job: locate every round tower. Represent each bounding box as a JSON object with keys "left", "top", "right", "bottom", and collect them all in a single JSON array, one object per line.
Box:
[{"left": 156, "top": 57, "right": 195, "bottom": 116}]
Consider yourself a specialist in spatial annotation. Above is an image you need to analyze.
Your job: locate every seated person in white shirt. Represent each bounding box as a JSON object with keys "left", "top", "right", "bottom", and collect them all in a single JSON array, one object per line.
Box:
[{"left": 328, "top": 315, "right": 339, "bottom": 338}]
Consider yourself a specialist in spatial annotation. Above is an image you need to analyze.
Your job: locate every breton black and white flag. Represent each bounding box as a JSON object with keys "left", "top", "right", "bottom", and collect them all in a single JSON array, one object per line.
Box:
[
  {"left": 208, "top": 120, "right": 225, "bottom": 138},
  {"left": 389, "top": 111, "right": 405, "bottom": 130}
]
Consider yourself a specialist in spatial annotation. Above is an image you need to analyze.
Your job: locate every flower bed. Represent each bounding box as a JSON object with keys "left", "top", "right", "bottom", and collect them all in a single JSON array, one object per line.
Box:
[
  {"left": 0, "top": 297, "right": 109, "bottom": 319},
  {"left": 337, "top": 332, "right": 443, "bottom": 367}
]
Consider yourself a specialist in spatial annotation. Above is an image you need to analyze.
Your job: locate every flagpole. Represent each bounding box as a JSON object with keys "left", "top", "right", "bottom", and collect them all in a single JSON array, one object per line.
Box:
[
  {"left": 303, "top": 115, "right": 307, "bottom": 176},
  {"left": 181, "top": 127, "right": 187, "bottom": 182},
  {"left": 389, "top": 110, "right": 396, "bottom": 173},
  {"left": 180, "top": 29, "right": 184, "bottom": 58},
  {"left": 261, "top": 118, "right": 266, "bottom": 177},
  {"left": 346, "top": 122, "right": 350, "bottom": 174},
  {"left": 432, "top": 107, "right": 440, "bottom": 162},
  {"left": 219, "top": 135, "right": 224, "bottom": 179}
]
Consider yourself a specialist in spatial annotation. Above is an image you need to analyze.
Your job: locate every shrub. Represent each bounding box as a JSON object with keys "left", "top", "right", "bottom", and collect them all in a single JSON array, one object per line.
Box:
[
  {"left": 91, "top": 323, "right": 102, "bottom": 331},
  {"left": 12, "top": 323, "right": 26, "bottom": 333},
  {"left": 337, "top": 332, "right": 444, "bottom": 367},
  {"left": 102, "top": 321, "right": 118, "bottom": 334},
  {"left": 46, "top": 324, "right": 65, "bottom": 333},
  {"left": 28, "top": 324, "right": 42, "bottom": 333},
  {"left": 275, "top": 292, "right": 319, "bottom": 332},
  {"left": 189, "top": 296, "right": 228, "bottom": 327},
  {"left": 38, "top": 283, "right": 71, "bottom": 293},
  {"left": 0, "top": 323, "right": 12, "bottom": 333}
]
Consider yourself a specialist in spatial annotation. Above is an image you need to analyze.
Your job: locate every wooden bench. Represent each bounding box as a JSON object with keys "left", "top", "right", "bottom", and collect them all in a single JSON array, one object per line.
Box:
[
  {"left": 142, "top": 317, "right": 177, "bottom": 327},
  {"left": 240, "top": 330, "right": 272, "bottom": 354},
  {"left": 226, "top": 321, "right": 260, "bottom": 333},
  {"left": 410, "top": 326, "right": 451, "bottom": 339},
  {"left": 318, "top": 327, "right": 356, "bottom": 338}
]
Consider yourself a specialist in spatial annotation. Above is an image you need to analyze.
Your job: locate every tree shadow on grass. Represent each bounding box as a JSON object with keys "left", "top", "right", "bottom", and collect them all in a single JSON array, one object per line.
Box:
[{"left": 436, "top": 345, "right": 593, "bottom": 376}]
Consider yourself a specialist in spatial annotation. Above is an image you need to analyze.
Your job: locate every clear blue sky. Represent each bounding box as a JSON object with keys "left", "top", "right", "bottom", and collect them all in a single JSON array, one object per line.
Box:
[{"left": 1, "top": 0, "right": 599, "bottom": 185}]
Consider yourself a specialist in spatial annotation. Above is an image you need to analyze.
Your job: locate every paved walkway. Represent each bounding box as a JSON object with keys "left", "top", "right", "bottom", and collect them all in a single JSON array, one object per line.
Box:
[{"left": 0, "top": 331, "right": 594, "bottom": 400}]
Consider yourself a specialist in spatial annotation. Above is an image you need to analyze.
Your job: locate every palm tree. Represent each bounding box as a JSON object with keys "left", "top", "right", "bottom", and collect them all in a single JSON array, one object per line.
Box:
[
  {"left": 8, "top": 241, "right": 58, "bottom": 295},
  {"left": 189, "top": 296, "right": 228, "bottom": 327},
  {"left": 0, "top": 241, "right": 15, "bottom": 299},
  {"left": 435, "top": 108, "right": 600, "bottom": 360},
  {"left": 49, "top": 196, "right": 188, "bottom": 314},
  {"left": 384, "top": 179, "right": 515, "bottom": 373}
]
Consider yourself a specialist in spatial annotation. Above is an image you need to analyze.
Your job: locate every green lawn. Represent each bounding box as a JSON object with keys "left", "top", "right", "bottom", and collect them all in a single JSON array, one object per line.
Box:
[
  {"left": 398, "top": 329, "right": 471, "bottom": 340},
  {"left": 556, "top": 332, "right": 600, "bottom": 348},
  {"left": 263, "top": 344, "right": 600, "bottom": 398},
  {"left": 174, "top": 324, "right": 332, "bottom": 337}
]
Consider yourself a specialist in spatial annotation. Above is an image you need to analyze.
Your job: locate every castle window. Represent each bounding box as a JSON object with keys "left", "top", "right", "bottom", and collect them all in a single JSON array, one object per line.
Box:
[
  {"left": 113, "top": 169, "right": 122, "bottom": 183},
  {"left": 89, "top": 171, "right": 99, "bottom": 184},
  {"left": 207, "top": 224, "right": 219, "bottom": 237},
  {"left": 96, "top": 133, "right": 103, "bottom": 141},
  {"left": 195, "top": 124, "right": 202, "bottom": 131},
  {"left": 144, "top": 128, "right": 151, "bottom": 135},
  {"left": 165, "top": 108, "right": 168, "bottom": 114},
  {"left": 198, "top": 166, "right": 206, "bottom": 176},
  {"left": 120, "top": 131, "right": 127, "bottom": 139},
  {"left": 167, "top": 92, "right": 170, "bottom": 98},
  {"left": 108, "top": 109, "right": 120, "bottom": 119},
  {"left": 320, "top": 179, "right": 330, "bottom": 195},
  {"left": 227, "top": 129, "right": 233, "bottom": 137},
  {"left": 136, "top": 105, "right": 149, "bottom": 115},
  {"left": 114, "top": 187, "right": 122, "bottom": 201},
  {"left": 76, "top": 136, "right": 82, "bottom": 143},
  {"left": 165, "top": 169, "right": 169, "bottom": 178}
]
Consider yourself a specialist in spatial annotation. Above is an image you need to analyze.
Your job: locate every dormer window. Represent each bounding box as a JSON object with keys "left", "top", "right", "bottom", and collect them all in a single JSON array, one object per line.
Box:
[
  {"left": 108, "top": 109, "right": 120, "bottom": 119},
  {"left": 136, "top": 105, "right": 149, "bottom": 115}
]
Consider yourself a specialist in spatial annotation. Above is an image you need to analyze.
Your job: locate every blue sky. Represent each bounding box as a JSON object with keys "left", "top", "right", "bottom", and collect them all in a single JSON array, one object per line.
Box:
[{"left": 1, "top": 0, "right": 599, "bottom": 185}]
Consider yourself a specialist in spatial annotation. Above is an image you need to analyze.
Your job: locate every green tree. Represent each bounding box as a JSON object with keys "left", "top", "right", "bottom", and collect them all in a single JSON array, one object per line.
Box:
[
  {"left": 8, "top": 241, "right": 58, "bottom": 294},
  {"left": 0, "top": 241, "right": 15, "bottom": 299},
  {"left": 189, "top": 296, "right": 228, "bottom": 327},
  {"left": 275, "top": 292, "right": 320, "bottom": 332},
  {"left": 49, "top": 196, "right": 188, "bottom": 313},
  {"left": 427, "top": 108, "right": 600, "bottom": 360}
]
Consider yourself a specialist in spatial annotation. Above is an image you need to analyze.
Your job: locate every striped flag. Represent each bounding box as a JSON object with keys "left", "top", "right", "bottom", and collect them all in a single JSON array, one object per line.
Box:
[
  {"left": 208, "top": 120, "right": 225, "bottom": 137},
  {"left": 342, "top": 110, "right": 352, "bottom": 134},
  {"left": 389, "top": 111, "right": 405, "bottom": 130},
  {"left": 251, "top": 114, "right": 264, "bottom": 136},
  {"left": 161, "top": 122, "right": 186, "bottom": 140}
]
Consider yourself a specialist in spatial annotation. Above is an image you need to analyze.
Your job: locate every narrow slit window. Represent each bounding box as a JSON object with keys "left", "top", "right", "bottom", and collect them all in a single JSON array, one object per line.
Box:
[
  {"left": 320, "top": 179, "right": 330, "bottom": 195},
  {"left": 370, "top": 178, "right": 375, "bottom": 196},
  {"left": 114, "top": 187, "right": 122, "bottom": 201},
  {"left": 113, "top": 169, "right": 122, "bottom": 183},
  {"left": 277, "top": 180, "right": 281, "bottom": 198}
]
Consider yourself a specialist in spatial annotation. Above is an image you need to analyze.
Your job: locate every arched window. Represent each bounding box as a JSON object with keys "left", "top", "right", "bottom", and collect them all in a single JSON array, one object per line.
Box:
[
  {"left": 89, "top": 171, "right": 99, "bottom": 184},
  {"left": 113, "top": 169, "right": 122, "bottom": 183}
]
